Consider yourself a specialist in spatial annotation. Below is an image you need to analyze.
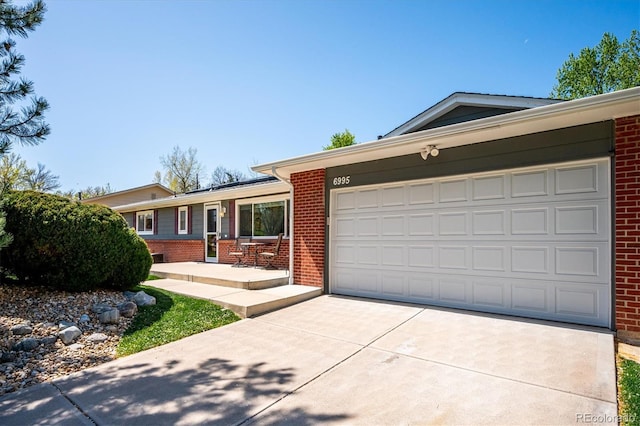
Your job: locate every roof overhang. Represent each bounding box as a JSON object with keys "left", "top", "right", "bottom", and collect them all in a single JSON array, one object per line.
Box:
[
  {"left": 253, "top": 88, "right": 640, "bottom": 179},
  {"left": 82, "top": 183, "right": 173, "bottom": 203},
  {"left": 384, "top": 92, "right": 563, "bottom": 137},
  {"left": 112, "top": 180, "right": 290, "bottom": 212}
]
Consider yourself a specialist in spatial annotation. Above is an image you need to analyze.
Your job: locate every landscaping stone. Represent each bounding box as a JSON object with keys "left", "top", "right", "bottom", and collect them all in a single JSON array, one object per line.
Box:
[
  {"left": 0, "top": 283, "right": 135, "bottom": 396},
  {"left": 98, "top": 308, "right": 120, "bottom": 324},
  {"left": 58, "top": 326, "right": 82, "bottom": 345},
  {"left": 58, "top": 321, "right": 75, "bottom": 329},
  {"left": 117, "top": 301, "right": 137, "bottom": 318},
  {"left": 86, "top": 333, "right": 108, "bottom": 343},
  {"left": 91, "top": 303, "right": 113, "bottom": 314},
  {"left": 133, "top": 291, "right": 156, "bottom": 307},
  {"left": 39, "top": 336, "right": 57, "bottom": 346},
  {"left": 10, "top": 324, "right": 32, "bottom": 336},
  {"left": 12, "top": 338, "right": 39, "bottom": 352},
  {"left": 0, "top": 352, "right": 16, "bottom": 363},
  {"left": 79, "top": 314, "right": 90, "bottom": 323}
]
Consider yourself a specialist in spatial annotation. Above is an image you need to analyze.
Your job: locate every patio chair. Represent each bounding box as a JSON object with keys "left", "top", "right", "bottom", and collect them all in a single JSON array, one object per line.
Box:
[
  {"left": 229, "top": 238, "right": 250, "bottom": 267},
  {"left": 258, "top": 233, "right": 283, "bottom": 270}
]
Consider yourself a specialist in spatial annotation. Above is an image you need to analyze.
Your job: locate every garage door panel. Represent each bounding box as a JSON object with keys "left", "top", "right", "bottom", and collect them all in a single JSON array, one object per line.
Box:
[
  {"left": 472, "top": 174, "right": 506, "bottom": 201},
  {"left": 336, "top": 240, "right": 608, "bottom": 283},
  {"left": 472, "top": 210, "right": 506, "bottom": 235},
  {"left": 438, "top": 212, "right": 468, "bottom": 235},
  {"left": 472, "top": 280, "right": 509, "bottom": 308},
  {"left": 512, "top": 169, "right": 548, "bottom": 197},
  {"left": 381, "top": 274, "right": 405, "bottom": 296},
  {"left": 330, "top": 159, "right": 611, "bottom": 327},
  {"left": 555, "top": 164, "right": 599, "bottom": 194}
]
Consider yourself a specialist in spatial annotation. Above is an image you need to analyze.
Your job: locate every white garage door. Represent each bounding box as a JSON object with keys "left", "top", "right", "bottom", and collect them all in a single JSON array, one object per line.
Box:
[{"left": 330, "top": 159, "right": 611, "bottom": 327}]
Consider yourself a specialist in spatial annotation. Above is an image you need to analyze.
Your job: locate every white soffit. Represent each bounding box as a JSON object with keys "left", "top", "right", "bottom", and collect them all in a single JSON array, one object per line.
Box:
[{"left": 253, "top": 87, "right": 640, "bottom": 179}]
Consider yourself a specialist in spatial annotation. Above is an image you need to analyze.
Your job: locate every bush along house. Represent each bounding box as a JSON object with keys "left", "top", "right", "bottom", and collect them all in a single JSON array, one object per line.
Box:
[
  {"left": 252, "top": 89, "right": 640, "bottom": 340},
  {"left": 113, "top": 176, "right": 291, "bottom": 269}
]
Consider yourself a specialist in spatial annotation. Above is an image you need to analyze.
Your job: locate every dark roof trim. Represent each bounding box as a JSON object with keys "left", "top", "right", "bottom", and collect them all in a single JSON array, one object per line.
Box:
[{"left": 383, "top": 92, "right": 563, "bottom": 138}]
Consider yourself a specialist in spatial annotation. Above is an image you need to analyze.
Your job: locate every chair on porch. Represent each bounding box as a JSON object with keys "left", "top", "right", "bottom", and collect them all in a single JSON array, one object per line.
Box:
[
  {"left": 229, "top": 238, "right": 250, "bottom": 267},
  {"left": 258, "top": 233, "right": 283, "bottom": 270}
]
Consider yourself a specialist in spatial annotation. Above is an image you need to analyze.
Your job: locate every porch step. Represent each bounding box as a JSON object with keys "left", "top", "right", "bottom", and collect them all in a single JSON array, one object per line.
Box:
[
  {"left": 149, "top": 262, "right": 289, "bottom": 290},
  {"left": 144, "top": 278, "right": 322, "bottom": 318}
]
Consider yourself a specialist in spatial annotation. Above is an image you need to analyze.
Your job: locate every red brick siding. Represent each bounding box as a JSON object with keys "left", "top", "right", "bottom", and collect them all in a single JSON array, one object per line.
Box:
[
  {"left": 145, "top": 240, "right": 204, "bottom": 263},
  {"left": 218, "top": 238, "right": 289, "bottom": 269},
  {"left": 615, "top": 114, "right": 640, "bottom": 339},
  {"left": 291, "top": 169, "right": 326, "bottom": 287}
]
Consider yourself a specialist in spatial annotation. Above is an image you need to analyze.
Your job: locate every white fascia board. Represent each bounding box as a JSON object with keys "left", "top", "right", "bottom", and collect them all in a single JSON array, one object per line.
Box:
[
  {"left": 113, "top": 180, "right": 290, "bottom": 213},
  {"left": 384, "top": 93, "right": 562, "bottom": 138},
  {"left": 253, "top": 88, "right": 640, "bottom": 179}
]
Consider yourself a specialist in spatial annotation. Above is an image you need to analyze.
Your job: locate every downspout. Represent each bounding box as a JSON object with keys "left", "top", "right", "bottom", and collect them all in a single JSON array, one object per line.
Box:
[{"left": 272, "top": 167, "right": 294, "bottom": 285}]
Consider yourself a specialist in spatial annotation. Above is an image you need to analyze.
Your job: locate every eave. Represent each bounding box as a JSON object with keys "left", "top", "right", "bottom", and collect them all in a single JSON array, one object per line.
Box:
[{"left": 253, "top": 88, "right": 640, "bottom": 179}]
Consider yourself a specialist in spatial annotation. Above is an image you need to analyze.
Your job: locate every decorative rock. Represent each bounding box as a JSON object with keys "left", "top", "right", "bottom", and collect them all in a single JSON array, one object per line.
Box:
[
  {"left": 67, "top": 343, "right": 84, "bottom": 351},
  {"left": 123, "top": 291, "right": 137, "bottom": 300},
  {"left": 39, "top": 336, "right": 58, "bottom": 346},
  {"left": 91, "top": 303, "right": 113, "bottom": 314},
  {"left": 58, "top": 326, "right": 82, "bottom": 345},
  {"left": 105, "top": 325, "right": 118, "bottom": 333},
  {"left": 132, "top": 291, "right": 156, "bottom": 307},
  {"left": 117, "top": 301, "right": 137, "bottom": 318},
  {"left": 79, "top": 314, "right": 90, "bottom": 323},
  {"left": 58, "top": 321, "right": 76, "bottom": 329},
  {"left": 10, "top": 324, "right": 32, "bottom": 336},
  {"left": 12, "top": 338, "right": 39, "bottom": 352},
  {"left": 0, "top": 352, "right": 16, "bottom": 363},
  {"left": 86, "top": 333, "right": 108, "bottom": 343},
  {"left": 98, "top": 308, "right": 120, "bottom": 324}
]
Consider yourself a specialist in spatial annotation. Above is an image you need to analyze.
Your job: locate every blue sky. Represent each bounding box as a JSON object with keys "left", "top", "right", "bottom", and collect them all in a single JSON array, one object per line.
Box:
[{"left": 13, "top": 0, "right": 640, "bottom": 192}]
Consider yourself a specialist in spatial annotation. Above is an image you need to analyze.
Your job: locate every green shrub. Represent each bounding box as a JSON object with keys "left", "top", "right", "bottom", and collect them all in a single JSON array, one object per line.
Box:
[{"left": 2, "top": 190, "right": 152, "bottom": 291}]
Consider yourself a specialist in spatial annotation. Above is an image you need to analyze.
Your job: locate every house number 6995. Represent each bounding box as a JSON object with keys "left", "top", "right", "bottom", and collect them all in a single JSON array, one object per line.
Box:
[{"left": 333, "top": 176, "right": 351, "bottom": 186}]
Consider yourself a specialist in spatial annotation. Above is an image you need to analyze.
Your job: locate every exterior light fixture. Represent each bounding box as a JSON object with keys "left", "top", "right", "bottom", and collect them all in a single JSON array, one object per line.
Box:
[{"left": 420, "top": 145, "right": 440, "bottom": 160}]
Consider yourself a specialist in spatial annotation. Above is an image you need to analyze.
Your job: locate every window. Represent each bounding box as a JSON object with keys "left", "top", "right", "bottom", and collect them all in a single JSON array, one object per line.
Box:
[
  {"left": 238, "top": 197, "right": 289, "bottom": 238},
  {"left": 136, "top": 210, "right": 154, "bottom": 235},
  {"left": 178, "top": 206, "right": 188, "bottom": 234}
]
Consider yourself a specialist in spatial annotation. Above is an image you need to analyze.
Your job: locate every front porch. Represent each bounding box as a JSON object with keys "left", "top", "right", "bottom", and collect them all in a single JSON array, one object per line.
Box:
[
  {"left": 147, "top": 262, "right": 320, "bottom": 318},
  {"left": 150, "top": 262, "right": 289, "bottom": 290}
]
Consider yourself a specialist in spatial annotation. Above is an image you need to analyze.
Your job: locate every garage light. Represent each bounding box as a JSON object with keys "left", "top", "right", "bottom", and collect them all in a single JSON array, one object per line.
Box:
[{"left": 420, "top": 145, "right": 440, "bottom": 160}]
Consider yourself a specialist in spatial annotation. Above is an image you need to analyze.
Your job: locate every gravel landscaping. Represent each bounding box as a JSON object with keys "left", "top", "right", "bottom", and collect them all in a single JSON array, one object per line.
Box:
[{"left": 0, "top": 283, "right": 134, "bottom": 396}]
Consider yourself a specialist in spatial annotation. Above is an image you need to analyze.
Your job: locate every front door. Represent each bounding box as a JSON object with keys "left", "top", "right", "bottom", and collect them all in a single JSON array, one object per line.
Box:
[{"left": 205, "top": 204, "right": 220, "bottom": 262}]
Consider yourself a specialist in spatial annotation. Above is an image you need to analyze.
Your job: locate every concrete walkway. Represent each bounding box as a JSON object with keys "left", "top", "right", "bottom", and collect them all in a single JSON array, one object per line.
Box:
[{"left": 0, "top": 296, "right": 617, "bottom": 425}]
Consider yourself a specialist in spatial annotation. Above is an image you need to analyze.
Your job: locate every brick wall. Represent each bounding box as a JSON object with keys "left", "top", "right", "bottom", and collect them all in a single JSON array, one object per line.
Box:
[
  {"left": 218, "top": 238, "right": 289, "bottom": 269},
  {"left": 291, "top": 169, "right": 326, "bottom": 287},
  {"left": 615, "top": 114, "right": 640, "bottom": 340},
  {"left": 145, "top": 240, "right": 204, "bottom": 263}
]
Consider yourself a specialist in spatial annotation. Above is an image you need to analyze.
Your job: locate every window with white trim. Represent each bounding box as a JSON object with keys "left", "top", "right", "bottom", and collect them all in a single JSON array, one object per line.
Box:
[
  {"left": 178, "top": 206, "right": 188, "bottom": 234},
  {"left": 136, "top": 210, "right": 154, "bottom": 235},
  {"left": 237, "top": 196, "right": 289, "bottom": 238}
]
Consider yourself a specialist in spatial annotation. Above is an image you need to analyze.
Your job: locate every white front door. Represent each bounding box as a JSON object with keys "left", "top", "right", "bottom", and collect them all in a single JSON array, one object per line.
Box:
[
  {"left": 329, "top": 159, "right": 611, "bottom": 327},
  {"left": 205, "top": 204, "right": 220, "bottom": 262}
]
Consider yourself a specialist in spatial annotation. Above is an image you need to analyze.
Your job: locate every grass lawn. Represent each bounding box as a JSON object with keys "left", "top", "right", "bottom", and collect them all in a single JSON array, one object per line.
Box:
[
  {"left": 116, "top": 284, "right": 240, "bottom": 357},
  {"left": 618, "top": 356, "right": 640, "bottom": 426}
]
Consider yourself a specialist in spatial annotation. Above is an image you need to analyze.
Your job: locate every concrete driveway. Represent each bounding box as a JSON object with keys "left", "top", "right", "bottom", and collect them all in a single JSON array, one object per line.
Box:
[{"left": 1, "top": 295, "right": 616, "bottom": 425}]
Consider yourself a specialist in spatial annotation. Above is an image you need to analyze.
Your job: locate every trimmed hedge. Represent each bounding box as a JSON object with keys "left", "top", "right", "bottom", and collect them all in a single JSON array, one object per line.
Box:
[{"left": 2, "top": 190, "right": 152, "bottom": 291}]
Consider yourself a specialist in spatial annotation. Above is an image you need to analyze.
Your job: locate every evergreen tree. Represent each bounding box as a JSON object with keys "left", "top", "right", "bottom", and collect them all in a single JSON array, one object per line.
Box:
[{"left": 0, "top": 0, "right": 49, "bottom": 253}]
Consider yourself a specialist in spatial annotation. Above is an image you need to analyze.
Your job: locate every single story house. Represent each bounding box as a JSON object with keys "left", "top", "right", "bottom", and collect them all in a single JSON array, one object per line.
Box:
[
  {"left": 113, "top": 176, "right": 291, "bottom": 268},
  {"left": 82, "top": 183, "right": 173, "bottom": 207},
  {"left": 110, "top": 89, "right": 639, "bottom": 339},
  {"left": 251, "top": 88, "right": 640, "bottom": 339}
]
